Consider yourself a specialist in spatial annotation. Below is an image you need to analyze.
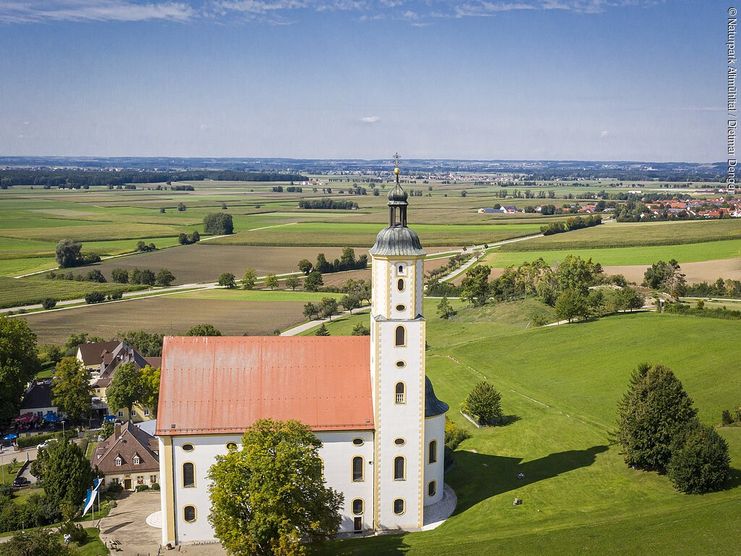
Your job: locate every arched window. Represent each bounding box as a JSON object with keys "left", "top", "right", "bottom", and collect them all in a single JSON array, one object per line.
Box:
[
  {"left": 183, "top": 462, "right": 195, "bottom": 488},
  {"left": 352, "top": 499, "right": 364, "bottom": 515},
  {"left": 397, "top": 278, "right": 405, "bottom": 291},
  {"left": 226, "top": 442, "right": 238, "bottom": 451},
  {"left": 398, "top": 265, "right": 404, "bottom": 274},
  {"left": 352, "top": 456, "right": 364, "bottom": 482},
  {"left": 393, "top": 498, "right": 405, "bottom": 515},
  {"left": 428, "top": 481, "right": 437, "bottom": 497},
  {"left": 395, "top": 382, "right": 406, "bottom": 404},
  {"left": 394, "top": 456, "right": 405, "bottom": 480},
  {"left": 429, "top": 440, "right": 437, "bottom": 464},
  {"left": 184, "top": 505, "right": 196, "bottom": 522},
  {"left": 395, "top": 326, "right": 405, "bottom": 346}
]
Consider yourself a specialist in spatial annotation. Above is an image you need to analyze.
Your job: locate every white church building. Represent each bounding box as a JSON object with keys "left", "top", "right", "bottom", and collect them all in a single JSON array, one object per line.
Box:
[{"left": 156, "top": 161, "right": 450, "bottom": 546}]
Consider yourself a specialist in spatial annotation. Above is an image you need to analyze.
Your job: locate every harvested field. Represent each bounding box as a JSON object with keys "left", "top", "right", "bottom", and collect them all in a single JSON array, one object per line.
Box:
[
  {"left": 602, "top": 258, "right": 741, "bottom": 284},
  {"left": 19, "top": 295, "right": 308, "bottom": 344},
  {"left": 320, "top": 256, "right": 453, "bottom": 287}
]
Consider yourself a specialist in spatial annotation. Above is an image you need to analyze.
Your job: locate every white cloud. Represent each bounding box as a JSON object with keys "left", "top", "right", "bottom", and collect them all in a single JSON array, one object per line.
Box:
[
  {"left": 360, "top": 115, "right": 380, "bottom": 124},
  {"left": 0, "top": 0, "right": 195, "bottom": 23}
]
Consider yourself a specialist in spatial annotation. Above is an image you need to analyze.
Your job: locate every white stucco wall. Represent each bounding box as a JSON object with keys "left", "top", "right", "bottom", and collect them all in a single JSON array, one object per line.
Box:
[{"left": 423, "top": 413, "right": 445, "bottom": 506}]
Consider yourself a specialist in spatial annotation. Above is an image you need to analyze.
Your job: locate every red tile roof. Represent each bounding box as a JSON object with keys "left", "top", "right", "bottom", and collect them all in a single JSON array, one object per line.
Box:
[{"left": 156, "top": 336, "right": 374, "bottom": 436}]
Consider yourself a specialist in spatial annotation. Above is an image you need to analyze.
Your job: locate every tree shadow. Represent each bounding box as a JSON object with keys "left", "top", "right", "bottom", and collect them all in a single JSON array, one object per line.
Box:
[{"left": 448, "top": 445, "right": 609, "bottom": 514}]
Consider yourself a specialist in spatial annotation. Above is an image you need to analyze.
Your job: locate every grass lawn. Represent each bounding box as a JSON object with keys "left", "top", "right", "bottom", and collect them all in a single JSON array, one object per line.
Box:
[
  {"left": 483, "top": 238, "right": 741, "bottom": 268},
  {"left": 0, "top": 461, "right": 24, "bottom": 486},
  {"left": 75, "top": 528, "right": 108, "bottom": 555},
  {"left": 0, "top": 276, "right": 148, "bottom": 309},
  {"left": 311, "top": 302, "right": 740, "bottom": 555}
]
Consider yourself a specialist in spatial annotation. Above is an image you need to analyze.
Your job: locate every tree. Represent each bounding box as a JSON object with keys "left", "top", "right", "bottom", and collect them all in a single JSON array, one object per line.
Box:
[
  {"left": 315, "top": 323, "right": 330, "bottom": 336},
  {"left": 3, "top": 529, "right": 75, "bottom": 556},
  {"left": 111, "top": 268, "right": 129, "bottom": 283},
  {"left": 319, "top": 297, "right": 338, "bottom": 320},
  {"left": 351, "top": 323, "right": 370, "bottom": 336},
  {"left": 208, "top": 419, "right": 342, "bottom": 556},
  {"left": 617, "top": 287, "right": 645, "bottom": 312},
  {"left": 186, "top": 323, "right": 223, "bottom": 336},
  {"left": 35, "top": 439, "right": 93, "bottom": 509},
  {"left": 304, "top": 270, "right": 323, "bottom": 292},
  {"left": 85, "top": 269, "right": 106, "bottom": 283},
  {"left": 242, "top": 268, "right": 257, "bottom": 290},
  {"left": 460, "top": 265, "right": 491, "bottom": 306},
  {"left": 106, "top": 362, "right": 144, "bottom": 418},
  {"left": 218, "top": 272, "right": 237, "bottom": 288},
  {"left": 265, "top": 274, "right": 279, "bottom": 290},
  {"left": 315, "top": 253, "right": 331, "bottom": 273},
  {"left": 155, "top": 268, "right": 176, "bottom": 287},
  {"left": 177, "top": 202, "right": 186, "bottom": 211},
  {"left": 340, "top": 294, "right": 360, "bottom": 314},
  {"left": 139, "top": 365, "right": 160, "bottom": 418},
  {"left": 0, "top": 317, "right": 39, "bottom": 426},
  {"left": 555, "top": 288, "right": 589, "bottom": 322},
  {"left": 118, "top": 330, "right": 164, "bottom": 356},
  {"left": 204, "top": 213, "right": 234, "bottom": 235},
  {"left": 41, "top": 298, "right": 57, "bottom": 310},
  {"left": 84, "top": 291, "right": 106, "bottom": 304},
  {"left": 55, "top": 239, "right": 83, "bottom": 268},
  {"left": 63, "top": 332, "right": 104, "bottom": 356},
  {"left": 464, "top": 381, "right": 503, "bottom": 425},
  {"left": 667, "top": 422, "right": 730, "bottom": 494},
  {"left": 556, "top": 255, "right": 602, "bottom": 295},
  {"left": 615, "top": 363, "right": 698, "bottom": 472},
  {"left": 139, "top": 269, "right": 156, "bottom": 286},
  {"left": 51, "top": 357, "right": 91, "bottom": 423},
  {"left": 297, "top": 259, "right": 313, "bottom": 275},
  {"left": 303, "top": 302, "right": 319, "bottom": 320},
  {"left": 643, "top": 259, "right": 686, "bottom": 299},
  {"left": 285, "top": 276, "right": 301, "bottom": 291},
  {"left": 436, "top": 296, "right": 457, "bottom": 319}
]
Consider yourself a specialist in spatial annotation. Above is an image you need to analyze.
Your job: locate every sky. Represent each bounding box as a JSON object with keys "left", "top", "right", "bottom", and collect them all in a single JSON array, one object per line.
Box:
[{"left": 0, "top": 1, "right": 731, "bottom": 162}]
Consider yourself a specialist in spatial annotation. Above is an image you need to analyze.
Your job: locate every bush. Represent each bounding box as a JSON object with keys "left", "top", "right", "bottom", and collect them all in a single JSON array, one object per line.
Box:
[
  {"left": 2, "top": 528, "right": 74, "bottom": 555},
  {"left": 41, "top": 298, "right": 57, "bottom": 310},
  {"left": 135, "top": 484, "right": 150, "bottom": 492},
  {"left": 107, "top": 290, "right": 123, "bottom": 301},
  {"left": 151, "top": 482, "right": 160, "bottom": 491},
  {"left": 84, "top": 291, "right": 106, "bottom": 304},
  {"left": 444, "top": 418, "right": 471, "bottom": 450},
  {"left": 111, "top": 268, "right": 129, "bottom": 283},
  {"left": 107, "top": 481, "right": 123, "bottom": 494},
  {"left": 721, "top": 409, "right": 734, "bottom": 426},
  {"left": 59, "top": 519, "right": 88, "bottom": 543},
  {"left": 667, "top": 422, "right": 731, "bottom": 494},
  {"left": 464, "top": 381, "right": 504, "bottom": 425}
]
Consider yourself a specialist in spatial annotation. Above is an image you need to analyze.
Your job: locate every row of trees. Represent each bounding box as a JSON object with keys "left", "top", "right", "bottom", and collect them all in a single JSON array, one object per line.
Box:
[
  {"left": 178, "top": 231, "right": 200, "bottom": 245},
  {"left": 615, "top": 363, "right": 730, "bottom": 493},
  {"left": 110, "top": 267, "right": 175, "bottom": 286},
  {"left": 298, "top": 199, "right": 358, "bottom": 210},
  {"left": 540, "top": 215, "right": 602, "bottom": 236},
  {"left": 55, "top": 240, "right": 101, "bottom": 268},
  {"left": 298, "top": 248, "right": 368, "bottom": 275}
]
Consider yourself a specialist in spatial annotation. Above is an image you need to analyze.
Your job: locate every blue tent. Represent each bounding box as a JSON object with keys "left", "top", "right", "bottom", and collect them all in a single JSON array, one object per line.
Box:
[
  {"left": 3, "top": 433, "right": 18, "bottom": 441},
  {"left": 104, "top": 415, "right": 117, "bottom": 422},
  {"left": 43, "top": 412, "right": 60, "bottom": 423}
]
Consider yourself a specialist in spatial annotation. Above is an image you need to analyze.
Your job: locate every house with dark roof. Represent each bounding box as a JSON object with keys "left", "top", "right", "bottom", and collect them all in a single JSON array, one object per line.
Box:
[
  {"left": 19, "top": 379, "right": 61, "bottom": 418},
  {"left": 93, "top": 421, "right": 159, "bottom": 491}
]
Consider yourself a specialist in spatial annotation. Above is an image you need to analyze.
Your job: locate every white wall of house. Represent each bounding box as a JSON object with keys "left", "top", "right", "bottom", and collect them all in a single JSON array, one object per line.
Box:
[
  {"left": 19, "top": 406, "right": 57, "bottom": 417},
  {"left": 423, "top": 413, "right": 445, "bottom": 506},
  {"left": 104, "top": 470, "right": 159, "bottom": 490}
]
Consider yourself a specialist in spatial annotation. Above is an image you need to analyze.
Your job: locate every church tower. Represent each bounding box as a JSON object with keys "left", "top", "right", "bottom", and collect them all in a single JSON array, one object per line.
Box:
[{"left": 369, "top": 155, "right": 427, "bottom": 530}]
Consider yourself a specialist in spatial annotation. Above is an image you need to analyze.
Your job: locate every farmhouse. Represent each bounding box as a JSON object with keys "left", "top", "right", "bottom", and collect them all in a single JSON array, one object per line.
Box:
[
  {"left": 93, "top": 421, "right": 159, "bottom": 491},
  {"left": 157, "top": 162, "right": 450, "bottom": 546},
  {"left": 19, "top": 379, "right": 60, "bottom": 419}
]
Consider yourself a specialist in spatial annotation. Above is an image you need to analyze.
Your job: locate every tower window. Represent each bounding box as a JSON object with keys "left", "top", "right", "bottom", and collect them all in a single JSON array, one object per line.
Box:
[
  {"left": 182, "top": 444, "right": 194, "bottom": 452},
  {"left": 428, "top": 481, "right": 437, "bottom": 497},
  {"left": 352, "top": 456, "right": 364, "bottom": 482},
  {"left": 396, "top": 360, "right": 405, "bottom": 368},
  {"left": 393, "top": 499, "right": 405, "bottom": 515},
  {"left": 184, "top": 505, "right": 196, "bottom": 523},
  {"left": 398, "top": 265, "right": 404, "bottom": 274},
  {"left": 395, "top": 304, "right": 405, "bottom": 311},
  {"left": 352, "top": 438, "right": 364, "bottom": 446},
  {"left": 395, "top": 326, "right": 405, "bottom": 346},
  {"left": 394, "top": 438, "right": 405, "bottom": 446},
  {"left": 352, "top": 499, "right": 364, "bottom": 515},
  {"left": 395, "top": 382, "right": 406, "bottom": 404},
  {"left": 397, "top": 278, "right": 405, "bottom": 291},
  {"left": 394, "top": 456, "right": 405, "bottom": 480},
  {"left": 429, "top": 440, "right": 437, "bottom": 464},
  {"left": 183, "top": 462, "right": 195, "bottom": 488}
]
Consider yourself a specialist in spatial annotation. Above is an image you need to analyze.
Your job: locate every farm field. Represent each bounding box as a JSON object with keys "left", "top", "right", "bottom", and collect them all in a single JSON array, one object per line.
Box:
[
  {"left": 482, "top": 239, "right": 741, "bottom": 269},
  {"left": 602, "top": 258, "right": 741, "bottom": 284},
  {"left": 16, "top": 288, "right": 348, "bottom": 343},
  {"left": 0, "top": 276, "right": 147, "bottom": 309},
  {"left": 313, "top": 304, "right": 740, "bottom": 555},
  {"left": 501, "top": 219, "right": 741, "bottom": 251}
]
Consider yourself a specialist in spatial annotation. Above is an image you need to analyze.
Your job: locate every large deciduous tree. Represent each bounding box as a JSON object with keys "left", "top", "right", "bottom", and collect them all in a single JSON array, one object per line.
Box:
[
  {"left": 139, "top": 365, "right": 161, "bottom": 418},
  {"left": 0, "top": 316, "right": 39, "bottom": 427},
  {"left": 242, "top": 268, "right": 257, "bottom": 290},
  {"left": 615, "top": 363, "right": 697, "bottom": 472},
  {"left": 106, "top": 362, "right": 144, "bottom": 418},
  {"left": 55, "top": 239, "right": 83, "bottom": 268},
  {"left": 118, "top": 330, "right": 164, "bottom": 357},
  {"left": 208, "top": 419, "right": 342, "bottom": 556},
  {"left": 52, "top": 357, "right": 92, "bottom": 423},
  {"left": 460, "top": 265, "right": 491, "bottom": 307},
  {"left": 185, "top": 323, "right": 222, "bottom": 336},
  {"left": 555, "top": 288, "right": 589, "bottom": 322}
]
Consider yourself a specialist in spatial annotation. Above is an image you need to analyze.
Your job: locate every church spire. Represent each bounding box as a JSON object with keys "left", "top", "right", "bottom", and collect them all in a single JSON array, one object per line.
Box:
[{"left": 387, "top": 152, "right": 408, "bottom": 227}]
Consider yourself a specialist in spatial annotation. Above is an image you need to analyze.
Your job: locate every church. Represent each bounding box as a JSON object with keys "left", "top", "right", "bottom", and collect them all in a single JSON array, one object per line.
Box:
[{"left": 156, "top": 160, "right": 449, "bottom": 546}]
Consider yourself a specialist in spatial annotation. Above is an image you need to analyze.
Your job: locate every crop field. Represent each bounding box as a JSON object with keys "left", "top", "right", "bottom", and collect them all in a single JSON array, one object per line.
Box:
[
  {"left": 311, "top": 304, "right": 740, "bottom": 555},
  {"left": 0, "top": 277, "right": 146, "bottom": 309},
  {"left": 482, "top": 239, "right": 741, "bottom": 269},
  {"left": 501, "top": 219, "right": 741, "bottom": 251}
]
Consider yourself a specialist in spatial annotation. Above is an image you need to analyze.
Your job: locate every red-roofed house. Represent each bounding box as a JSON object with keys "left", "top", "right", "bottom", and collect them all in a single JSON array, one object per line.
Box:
[{"left": 157, "top": 164, "right": 450, "bottom": 547}]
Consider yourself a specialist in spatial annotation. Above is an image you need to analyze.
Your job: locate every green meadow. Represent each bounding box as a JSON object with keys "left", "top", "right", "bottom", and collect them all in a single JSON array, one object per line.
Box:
[
  {"left": 312, "top": 302, "right": 740, "bottom": 555},
  {"left": 0, "top": 276, "right": 147, "bottom": 309},
  {"left": 483, "top": 239, "right": 741, "bottom": 268}
]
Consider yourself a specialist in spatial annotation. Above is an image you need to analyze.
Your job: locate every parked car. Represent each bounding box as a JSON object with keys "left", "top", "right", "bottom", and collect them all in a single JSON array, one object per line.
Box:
[
  {"left": 12, "top": 477, "right": 30, "bottom": 488},
  {"left": 37, "top": 438, "right": 58, "bottom": 450}
]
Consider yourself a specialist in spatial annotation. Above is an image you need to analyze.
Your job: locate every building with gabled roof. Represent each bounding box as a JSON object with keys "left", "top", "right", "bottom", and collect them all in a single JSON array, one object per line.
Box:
[
  {"left": 157, "top": 159, "right": 450, "bottom": 546},
  {"left": 93, "top": 421, "right": 159, "bottom": 491}
]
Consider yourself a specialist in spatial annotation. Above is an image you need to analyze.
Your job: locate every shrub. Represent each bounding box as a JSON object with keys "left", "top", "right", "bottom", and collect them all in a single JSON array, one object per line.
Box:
[
  {"left": 351, "top": 323, "right": 370, "bottom": 336},
  {"left": 85, "top": 269, "right": 107, "bottom": 283},
  {"left": 218, "top": 273, "right": 236, "bottom": 288},
  {"left": 667, "top": 422, "right": 731, "bottom": 494},
  {"left": 111, "top": 268, "right": 129, "bottom": 283},
  {"left": 107, "top": 481, "right": 123, "bottom": 494},
  {"left": 135, "top": 484, "right": 150, "bottom": 492},
  {"left": 721, "top": 409, "right": 734, "bottom": 426},
  {"left": 107, "top": 290, "right": 123, "bottom": 301},
  {"left": 464, "top": 381, "right": 504, "bottom": 425},
  {"left": 41, "top": 298, "right": 57, "bottom": 310},
  {"left": 84, "top": 291, "right": 106, "bottom": 304},
  {"left": 59, "top": 519, "right": 88, "bottom": 543},
  {"left": 151, "top": 482, "right": 160, "bottom": 491},
  {"left": 444, "top": 418, "right": 471, "bottom": 450}
]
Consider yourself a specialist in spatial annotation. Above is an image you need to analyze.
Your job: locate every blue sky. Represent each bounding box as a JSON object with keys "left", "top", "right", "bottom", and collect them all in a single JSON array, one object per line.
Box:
[{"left": 0, "top": 1, "right": 729, "bottom": 161}]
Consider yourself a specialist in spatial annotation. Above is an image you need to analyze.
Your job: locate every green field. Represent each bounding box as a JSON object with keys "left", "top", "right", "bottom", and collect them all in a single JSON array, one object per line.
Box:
[
  {"left": 483, "top": 239, "right": 741, "bottom": 268},
  {"left": 502, "top": 219, "right": 741, "bottom": 251},
  {"left": 311, "top": 302, "right": 740, "bottom": 555},
  {"left": 0, "top": 276, "right": 147, "bottom": 309}
]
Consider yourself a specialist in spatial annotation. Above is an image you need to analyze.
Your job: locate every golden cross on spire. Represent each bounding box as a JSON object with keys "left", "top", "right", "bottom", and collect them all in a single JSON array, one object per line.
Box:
[{"left": 393, "top": 152, "right": 401, "bottom": 178}]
